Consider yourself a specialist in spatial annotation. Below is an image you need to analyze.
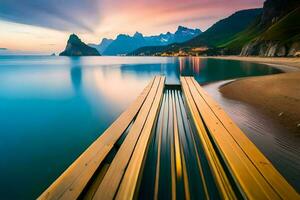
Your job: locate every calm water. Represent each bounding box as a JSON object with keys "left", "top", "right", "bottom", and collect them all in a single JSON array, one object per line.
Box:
[{"left": 0, "top": 56, "right": 282, "bottom": 199}]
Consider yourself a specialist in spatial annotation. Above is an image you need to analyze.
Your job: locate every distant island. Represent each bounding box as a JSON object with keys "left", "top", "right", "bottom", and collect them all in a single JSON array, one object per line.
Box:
[{"left": 60, "top": 34, "right": 100, "bottom": 56}]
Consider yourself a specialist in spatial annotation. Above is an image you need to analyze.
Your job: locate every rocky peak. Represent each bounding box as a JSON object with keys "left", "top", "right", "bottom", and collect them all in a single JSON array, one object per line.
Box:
[
  {"left": 67, "top": 34, "right": 82, "bottom": 45},
  {"left": 175, "top": 26, "right": 201, "bottom": 35},
  {"left": 176, "top": 26, "right": 189, "bottom": 33},
  {"left": 101, "top": 38, "right": 113, "bottom": 43},
  {"left": 60, "top": 34, "right": 100, "bottom": 56},
  {"left": 116, "top": 34, "right": 130, "bottom": 40},
  {"left": 133, "top": 32, "right": 143, "bottom": 38}
]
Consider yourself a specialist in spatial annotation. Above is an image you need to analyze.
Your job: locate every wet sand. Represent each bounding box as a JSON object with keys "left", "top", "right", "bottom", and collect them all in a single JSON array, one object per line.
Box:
[{"left": 220, "top": 72, "right": 300, "bottom": 135}]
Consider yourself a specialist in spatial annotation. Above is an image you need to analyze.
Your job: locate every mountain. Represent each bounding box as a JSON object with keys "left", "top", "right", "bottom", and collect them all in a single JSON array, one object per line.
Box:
[
  {"left": 184, "top": 9, "right": 262, "bottom": 48},
  {"left": 174, "top": 26, "right": 202, "bottom": 43},
  {"left": 130, "top": 8, "right": 262, "bottom": 56},
  {"left": 101, "top": 26, "right": 201, "bottom": 55},
  {"left": 60, "top": 34, "right": 100, "bottom": 56},
  {"left": 215, "top": 0, "right": 300, "bottom": 56},
  {"left": 103, "top": 32, "right": 147, "bottom": 55},
  {"left": 131, "top": 0, "right": 300, "bottom": 57},
  {"left": 237, "top": 0, "right": 300, "bottom": 56},
  {"left": 89, "top": 38, "right": 113, "bottom": 54}
]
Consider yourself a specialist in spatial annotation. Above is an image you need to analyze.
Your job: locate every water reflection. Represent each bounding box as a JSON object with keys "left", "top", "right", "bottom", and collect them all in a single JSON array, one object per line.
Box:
[
  {"left": 69, "top": 57, "right": 83, "bottom": 90},
  {"left": 0, "top": 56, "right": 284, "bottom": 199},
  {"left": 179, "top": 57, "right": 201, "bottom": 76},
  {"left": 177, "top": 57, "right": 282, "bottom": 83},
  {"left": 70, "top": 67, "right": 82, "bottom": 90}
]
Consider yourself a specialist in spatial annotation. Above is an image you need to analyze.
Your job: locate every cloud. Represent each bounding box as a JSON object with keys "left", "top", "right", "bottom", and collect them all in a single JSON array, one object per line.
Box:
[
  {"left": 97, "top": 0, "right": 264, "bottom": 34},
  {"left": 0, "top": 0, "right": 102, "bottom": 33},
  {"left": 40, "top": 44, "right": 56, "bottom": 46},
  {"left": 0, "top": 48, "right": 8, "bottom": 50}
]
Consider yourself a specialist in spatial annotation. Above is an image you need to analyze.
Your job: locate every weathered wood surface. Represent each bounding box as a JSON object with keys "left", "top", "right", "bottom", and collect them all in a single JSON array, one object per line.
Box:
[
  {"left": 115, "top": 77, "right": 165, "bottom": 200},
  {"left": 181, "top": 76, "right": 299, "bottom": 200},
  {"left": 39, "top": 75, "right": 299, "bottom": 200},
  {"left": 181, "top": 77, "right": 237, "bottom": 200},
  {"left": 93, "top": 76, "right": 165, "bottom": 200}
]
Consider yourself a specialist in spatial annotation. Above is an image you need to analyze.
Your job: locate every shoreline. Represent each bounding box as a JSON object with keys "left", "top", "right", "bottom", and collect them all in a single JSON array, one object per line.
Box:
[
  {"left": 203, "top": 80, "right": 300, "bottom": 191},
  {"left": 203, "top": 56, "right": 300, "bottom": 135},
  {"left": 204, "top": 56, "right": 300, "bottom": 72},
  {"left": 219, "top": 72, "right": 300, "bottom": 135}
]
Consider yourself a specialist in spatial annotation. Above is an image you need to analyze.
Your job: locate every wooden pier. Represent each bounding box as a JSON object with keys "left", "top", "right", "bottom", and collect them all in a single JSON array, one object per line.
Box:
[{"left": 39, "top": 76, "right": 299, "bottom": 200}]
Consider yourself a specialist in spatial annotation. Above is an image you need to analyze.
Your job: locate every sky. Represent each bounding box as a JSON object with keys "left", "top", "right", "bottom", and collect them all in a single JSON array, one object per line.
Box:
[{"left": 0, "top": 0, "right": 264, "bottom": 54}]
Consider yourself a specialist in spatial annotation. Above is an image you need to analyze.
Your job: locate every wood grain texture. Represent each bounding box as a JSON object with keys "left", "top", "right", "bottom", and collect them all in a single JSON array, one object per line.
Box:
[
  {"left": 183, "top": 76, "right": 299, "bottom": 199},
  {"left": 115, "top": 77, "right": 165, "bottom": 200},
  {"left": 189, "top": 77, "right": 299, "bottom": 199},
  {"left": 93, "top": 76, "right": 164, "bottom": 200},
  {"left": 181, "top": 77, "right": 237, "bottom": 200}
]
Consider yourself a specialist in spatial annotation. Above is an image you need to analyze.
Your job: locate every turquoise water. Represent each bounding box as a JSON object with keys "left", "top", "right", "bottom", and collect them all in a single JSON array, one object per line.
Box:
[{"left": 0, "top": 56, "right": 281, "bottom": 199}]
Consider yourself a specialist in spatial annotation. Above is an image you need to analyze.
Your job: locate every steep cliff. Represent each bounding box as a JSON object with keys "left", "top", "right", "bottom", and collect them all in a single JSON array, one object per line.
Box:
[
  {"left": 240, "top": 1, "right": 300, "bottom": 56},
  {"left": 60, "top": 34, "right": 100, "bottom": 56}
]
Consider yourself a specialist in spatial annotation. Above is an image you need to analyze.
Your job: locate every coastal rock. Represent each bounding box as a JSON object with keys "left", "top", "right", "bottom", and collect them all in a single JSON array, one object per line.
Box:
[
  {"left": 239, "top": 0, "right": 300, "bottom": 57},
  {"left": 240, "top": 40, "right": 300, "bottom": 57},
  {"left": 276, "top": 45, "right": 286, "bottom": 57},
  {"left": 288, "top": 42, "right": 300, "bottom": 56},
  {"left": 60, "top": 34, "right": 100, "bottom": 56}
]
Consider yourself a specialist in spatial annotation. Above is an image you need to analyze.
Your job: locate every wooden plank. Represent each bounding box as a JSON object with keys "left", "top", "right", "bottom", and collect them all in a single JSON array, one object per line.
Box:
[
  {"left": 189, "top": 77, "right": 300, "bottom": 200},
  {"left": 176, "top": 90, "right": 210, "bottom": 199},
  {"left": 169, "top": 91, "right": 176, "bottom": 200},
  {"left": 184, "top": 77, "right": 280, "bottom": 199},
  {"left": 171, "top": 91, "right": 184, "bottom": 199},
  {"left": 153, "top": 93, "right": 168, "bottom": 200},
  {"left": 92, "top": 76, "right": 164, "bottom": 200},
  {"left": 172, "top": 91, "right": 183, "bottom": 181},
  {"left": 82, "top": 163, "right": 109, "bottom": 200},
  {"left": 179, "top": 141, "right": 190, "bottom": 200},
  {"left": 153, "top": 95, "right": 166, "bottom": 200},
  {"left": 38, "top": 77, "right": 156, "bottom": 200},
  {"left": 174, "top": 91, "right": 190, "bottom": 200},
  {"left": 115, "top": 77, "right": 165, "bottom": 200},
  {"left": 181, "top": 77, "right": 237, "bottom": 200}
]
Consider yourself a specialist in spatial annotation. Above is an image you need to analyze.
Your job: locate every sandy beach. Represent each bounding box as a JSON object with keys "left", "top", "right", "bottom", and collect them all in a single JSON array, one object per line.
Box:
[
  {"left": 220, "top": 72, "right": 300, "bottom": 134},
  {"left": 208, "top": 56, "right": 300, "bottom": 134}
]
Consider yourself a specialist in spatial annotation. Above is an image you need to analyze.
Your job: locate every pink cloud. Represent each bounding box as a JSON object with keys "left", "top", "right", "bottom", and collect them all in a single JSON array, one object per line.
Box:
[{"left": 96, "top": 0, "right": 264, "bottom": 38}]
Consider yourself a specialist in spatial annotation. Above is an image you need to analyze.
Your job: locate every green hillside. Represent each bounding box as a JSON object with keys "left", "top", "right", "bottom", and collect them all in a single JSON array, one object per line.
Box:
[
  {"left": 221, "top": 2, "right": 300, "bottom": 55},
  {"left": 219, "top": 19, "right": 262, "bottom": 53},
  {"left": 224, "top": 6, "right": 300, "bottom": 51},
  {"left": 261, "top": 7, "right": 300, "bottom": 43},
  {"left": 185, "top": 8, "right": 262, "bottom": 48}
]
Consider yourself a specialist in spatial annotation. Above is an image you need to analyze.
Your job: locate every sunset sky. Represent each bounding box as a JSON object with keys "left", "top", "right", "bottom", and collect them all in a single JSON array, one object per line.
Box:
[{"left": 0, "top": 0, "right": 264, "bottom": 54}]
